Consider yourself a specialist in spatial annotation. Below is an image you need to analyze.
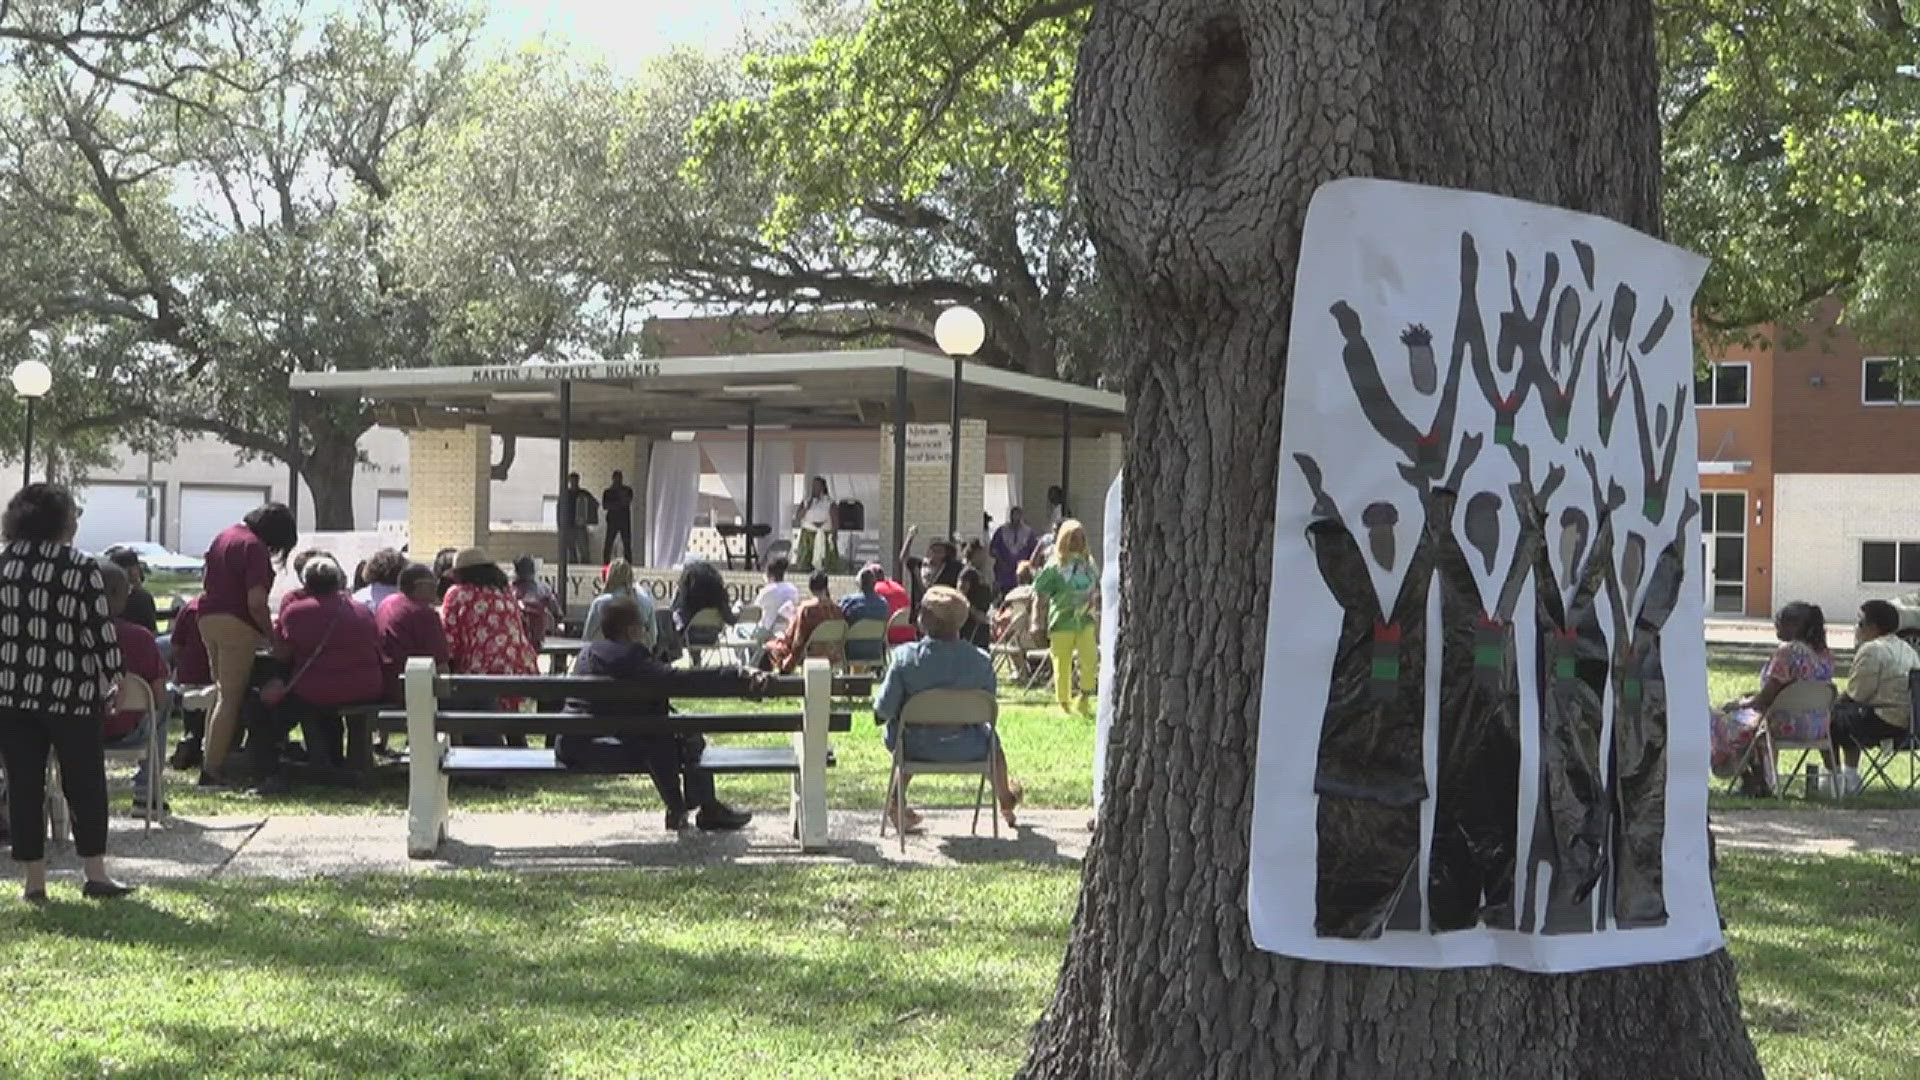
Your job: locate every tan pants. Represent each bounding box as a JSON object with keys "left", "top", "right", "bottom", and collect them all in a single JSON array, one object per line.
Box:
[{"left": 200, "top": 613, "right": 263, "bottom": 771}]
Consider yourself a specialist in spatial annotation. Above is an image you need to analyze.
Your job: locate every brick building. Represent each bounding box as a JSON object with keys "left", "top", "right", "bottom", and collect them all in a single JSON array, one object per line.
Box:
[{"left": 1698, "top": 303, "right": 1920, "bottom": 619}]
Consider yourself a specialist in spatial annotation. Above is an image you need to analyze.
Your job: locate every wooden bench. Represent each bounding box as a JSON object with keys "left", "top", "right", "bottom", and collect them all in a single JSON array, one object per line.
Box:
[{"left": 395, "top": 658, "right": 869, "bottom": 858}]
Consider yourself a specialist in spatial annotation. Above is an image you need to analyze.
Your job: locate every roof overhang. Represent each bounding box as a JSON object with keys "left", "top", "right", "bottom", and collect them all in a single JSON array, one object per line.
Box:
[
  {"left": 1698, "top": 461, "right": 1753, "bottom": 475},
  {"left": 288, "top": 349, "right": 1127, "bottom": 440}
]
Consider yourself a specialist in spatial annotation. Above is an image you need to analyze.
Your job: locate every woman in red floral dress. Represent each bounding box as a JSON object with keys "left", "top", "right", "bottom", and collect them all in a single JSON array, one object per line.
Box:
[{"left": 440, "top": 548, "right": 539, "bottom": 743}]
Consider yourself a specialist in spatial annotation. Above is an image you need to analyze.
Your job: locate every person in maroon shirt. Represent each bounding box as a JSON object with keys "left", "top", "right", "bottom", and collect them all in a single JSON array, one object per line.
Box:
[
  {"left": 99, "top": 561, "right": 169, "bottom": 814},
  {"left": 377, "top": 565, "right": 450, "bottom": 703},
  {"left": 253, "top": 559, "right": 382, "bottom": 786},
  {"left": 163, "top": 595, "right": 212, "bottom": 769},
  {"left": 197, "top": 503, "right": 297, "bottom": 784}
]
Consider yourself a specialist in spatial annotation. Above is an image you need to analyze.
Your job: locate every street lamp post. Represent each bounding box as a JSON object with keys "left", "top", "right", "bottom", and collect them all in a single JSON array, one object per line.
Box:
[
  {"left": 11, "top": 360, "right": 52, "bottom": 487},
  {"left": 934, "top": 306, "right": 986, "bottom": 542}
]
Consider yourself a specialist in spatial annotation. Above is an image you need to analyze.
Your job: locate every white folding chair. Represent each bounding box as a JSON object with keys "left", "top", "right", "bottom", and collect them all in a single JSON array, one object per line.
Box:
[
  {"left": 1724, "top": 680, "right": 1835, "bottom": 797},
  {"left": 880, "top": 689, "right": 1000, "bottom": 853},
  {"left": 802, "top": 619, "right": 848, "bottom": 664},
  {"left": 1860, "top": 670, "right": 1920, "bottom": 792}
]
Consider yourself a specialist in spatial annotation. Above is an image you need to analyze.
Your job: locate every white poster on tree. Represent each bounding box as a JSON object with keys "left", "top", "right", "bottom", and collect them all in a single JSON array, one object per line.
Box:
[{"left": 1249, "top": 179, "right": 1720, "bottom": 972}]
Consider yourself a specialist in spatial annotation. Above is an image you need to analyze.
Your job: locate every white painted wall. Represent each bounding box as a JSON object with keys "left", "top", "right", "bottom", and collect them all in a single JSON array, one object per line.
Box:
[{"left": 1772, "top": 473, "right": 1920, "bottom": 618}]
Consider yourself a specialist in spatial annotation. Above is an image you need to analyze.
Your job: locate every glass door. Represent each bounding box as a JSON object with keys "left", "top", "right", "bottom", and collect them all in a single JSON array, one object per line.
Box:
[{"left": 1703, "top": 491, "right": 1747, "bottom": 615}]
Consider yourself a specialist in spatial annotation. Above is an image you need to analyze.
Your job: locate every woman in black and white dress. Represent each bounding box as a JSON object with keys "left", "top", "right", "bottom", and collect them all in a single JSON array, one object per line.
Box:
[{"left": 0, "top": 484, "right": 137, "bottom": 902}]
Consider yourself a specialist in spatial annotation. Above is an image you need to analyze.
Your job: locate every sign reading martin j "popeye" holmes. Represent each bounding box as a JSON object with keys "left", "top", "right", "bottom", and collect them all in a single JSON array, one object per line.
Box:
[
  {"left": 1251, "top": 180, "right": 1719, "bottom": 974},
  {"left": 470, "top": 360, "right": 664, "bottom": 384}
]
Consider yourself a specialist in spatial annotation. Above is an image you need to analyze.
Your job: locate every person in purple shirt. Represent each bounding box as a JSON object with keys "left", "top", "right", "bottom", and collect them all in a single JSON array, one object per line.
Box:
[
  {"left": 989, "top": 507, "right": 1039, "bottom": 596},
  {"left": 254, "top": 559, "right": 382, "bottom": 786},
  {"left": 197, "top": 503, "right": 297, "bottom": 785},
  {"left": 377, "top": 565, "right": 451, "bottom": 703}
]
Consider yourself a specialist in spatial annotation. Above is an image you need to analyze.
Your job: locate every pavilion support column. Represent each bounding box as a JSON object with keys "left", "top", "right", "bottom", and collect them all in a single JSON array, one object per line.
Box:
[
  {"left": 1021, "top": 432, "right": 1125, "bottom": 562},
  {"left": 880, "top": 418, "right": 988, "bottom": 564},
  {"left": 407, "top": 424, "right": 492, "bottom": 558},
  {"left": 558, "top": 380, "right": 573, "bottom": 613}
]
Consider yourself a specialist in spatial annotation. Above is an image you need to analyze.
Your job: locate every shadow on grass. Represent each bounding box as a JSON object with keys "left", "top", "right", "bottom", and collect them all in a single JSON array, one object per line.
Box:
[{"left": 4, "top": 867, "right": 1074, "bottom": 1077}]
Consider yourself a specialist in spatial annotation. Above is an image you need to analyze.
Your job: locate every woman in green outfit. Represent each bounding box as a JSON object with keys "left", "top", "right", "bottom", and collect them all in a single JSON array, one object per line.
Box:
[{"left": 1033, "top": 519, "right": 1100, "bottom": 713}]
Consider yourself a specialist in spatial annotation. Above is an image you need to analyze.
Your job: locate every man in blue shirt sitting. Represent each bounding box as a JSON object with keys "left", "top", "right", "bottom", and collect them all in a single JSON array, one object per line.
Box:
[
  {"left": 874, "top": 586, "right": 1023, "bottom": 834},
  {"left": 839, "top": 565, "right": 892, "bottom": 663}
]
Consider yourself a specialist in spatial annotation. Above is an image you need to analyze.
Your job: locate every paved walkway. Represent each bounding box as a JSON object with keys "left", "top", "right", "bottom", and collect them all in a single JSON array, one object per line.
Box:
[
  {"left": 27, "top": 805, "right": 1917, "bottom": 882},
  {"left": 42, "top": 808, "right": 1094, "bottom": 881}
]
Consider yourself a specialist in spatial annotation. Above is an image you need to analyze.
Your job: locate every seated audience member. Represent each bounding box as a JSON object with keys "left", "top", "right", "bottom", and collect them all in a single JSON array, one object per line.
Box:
[
  {"left": 561, "top": 599, "right": 757, "bottom": 831},
  {"left": 260, "top": 560, "right": 384, "bottom": 780},
  {"left": 100, "top": 560, "right": 169, "bottom": 813},
  {"left": 584, "top": 559, "right": 656, "bottom": 648},
  {"left": 104, "top": 547, "right": 160, "bottom": 632},
  {"left": 672, "top": 559, "right": 737, "bottom": 648},
  {"left": 873, "top": 565, "right": 913, "bottom": 645},
  {"left": 432, "top": 547, "right": 460, "bottom": 601},
  {"left": 1708, "top": 602, "right": 1834, "bottom": 796},
  {"left": 276, "top": 549, "right": 337, "bottom": 616},
  {"left": 840, "top": 566, "right": 892, "bottom": 662},
  {"left": 353, "top": 548, "right": 408, "bottom": 612},
  {"left": 377, "top": 565, "right": 450, "bottom": 703},
  {"left": 512, "top": 556, "right": 564, "bottom": 649},
  {"left": 873, "top": 586, "right": 1023, "bottom": 834},
  {"left": 442, "top": 548, "right": 540, "bottom": 733},
  {"left": 751, "top": 557, "right": 800, "bottom": 639},
  {"left": 764, "top": 571, "right": 846, "bottom": 673},
  {"left": 957, "top": 566, "right": 995, "bottom": 649},
  {"left": 167, "top": 595, "right": 213, "bottom": 769},
  {"left": 1827, "top": 600, "right": 1920, "bottom": 795}
]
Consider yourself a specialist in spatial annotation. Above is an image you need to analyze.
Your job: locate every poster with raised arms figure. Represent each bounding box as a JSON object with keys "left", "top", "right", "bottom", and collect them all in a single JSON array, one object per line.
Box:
[{"left": 1249, "top": 179, "right": 1719, "bottom": 972}]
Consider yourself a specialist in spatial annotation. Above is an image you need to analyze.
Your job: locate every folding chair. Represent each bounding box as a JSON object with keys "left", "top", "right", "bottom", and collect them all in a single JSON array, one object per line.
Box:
[
  {"left": 1860, "top": 670, "right": 1920, "bottom": 792},
  {"left": 50, "top": 679, "right": 168, "bottom": 847},
  {"left": 802, "top": 619, "right": 849, "bottom": 664},
  {"left": 842, "top": 619, "right": 889, "bottom": 676},
  {"left": 1723, "top": 680, "right": 1835, "bottom": 797},
  {"left": 880, "top": 688, "right": 1001, "bottom": 853}
]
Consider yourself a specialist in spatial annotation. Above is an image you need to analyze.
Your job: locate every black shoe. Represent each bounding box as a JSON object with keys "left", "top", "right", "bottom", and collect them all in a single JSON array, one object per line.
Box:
[
  {"left": 196, "top": 770, "right": 233, "bottom": 789},
  {"left": 249, "top": 776, "right": 292, "bottom": 797},
  {"left": 82, "top": 880, "right": 137, "bottom": 901},
  {"left": 22, "top": 889, "right": 46, "bottom": 905},
  {"left": 665, "top": 809, "right": 689, "bottom": 831},
  {"left": 695, "top": 803, "right": 753, "bottom": 832},
  {"left": 128, "top": 799, "right": 172, "bottom": 819},
  {"left": 169, "top": 741, "right": 203, "bottom": 770}
]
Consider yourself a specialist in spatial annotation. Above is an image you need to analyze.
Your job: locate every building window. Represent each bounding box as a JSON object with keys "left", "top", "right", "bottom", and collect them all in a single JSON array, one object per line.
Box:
[
  {"left": 1862, "top": 358, "right": 1919, "bottom": 405},
  {"left": 1860, "top": 541, "right": 1920, "bottom": 586},
  {"left": 1693, "top": 361, "right": 1750, "bottom": 408}
]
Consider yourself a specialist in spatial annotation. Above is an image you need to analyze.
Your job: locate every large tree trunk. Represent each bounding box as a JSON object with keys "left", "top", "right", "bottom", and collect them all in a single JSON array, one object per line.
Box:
[
  {"left": 302, "top": 433, "right": 360, "bottom": 531},
  {"left": 1023, "top": 2, "right": 1761, "bottom": 1076}
]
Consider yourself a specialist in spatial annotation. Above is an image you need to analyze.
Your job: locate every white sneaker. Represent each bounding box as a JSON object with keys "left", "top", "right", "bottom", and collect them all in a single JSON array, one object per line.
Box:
[{"left": 1843, "top": 772, "right": 1866, "bottom": 797}]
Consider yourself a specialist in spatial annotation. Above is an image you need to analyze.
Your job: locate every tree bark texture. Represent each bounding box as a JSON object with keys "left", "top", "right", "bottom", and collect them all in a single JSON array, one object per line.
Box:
[
  {"left": 1023, "top": 2, "right": 1762, "bottom": 1077},
  {"left": 302, "top": 433, "right": 361, "bottom": 532}
]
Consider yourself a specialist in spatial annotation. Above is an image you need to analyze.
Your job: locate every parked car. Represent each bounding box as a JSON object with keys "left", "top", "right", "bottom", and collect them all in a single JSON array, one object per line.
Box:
[{"left": 107, "top": 541, "right": 206, "bottom": 577}]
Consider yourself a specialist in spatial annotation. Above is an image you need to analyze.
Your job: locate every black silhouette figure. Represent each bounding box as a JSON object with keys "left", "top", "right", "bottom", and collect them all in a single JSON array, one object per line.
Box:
[
  {"left": 1298, "top": 447, "right": 1480, "bottom": 939},
  {"left": 1426, "top": 440, "right": 1557, "bottom": 932},
  {"left": 1607, "top": 496, "right": 1699, "bottom": 929},
  {"left": 1627, "top": 360, "right": 1689, "bottom": 523},
  {"left": 1519, "top": 466, "right": 1620, "bottom": 936}
]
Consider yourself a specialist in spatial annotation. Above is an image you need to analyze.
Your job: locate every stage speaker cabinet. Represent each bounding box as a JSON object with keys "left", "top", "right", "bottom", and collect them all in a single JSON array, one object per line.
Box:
[{"left": 833, "top": 499, "right": 866, "bottom": 532}]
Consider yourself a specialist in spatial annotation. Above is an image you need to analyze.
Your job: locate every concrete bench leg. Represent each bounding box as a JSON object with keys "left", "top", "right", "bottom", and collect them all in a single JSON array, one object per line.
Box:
[
  {"left": 794, "top": 659, "right": 831, "bottom": 851},
  {"left": 404, "top": 658, "right": 447, "bottom": 859}
]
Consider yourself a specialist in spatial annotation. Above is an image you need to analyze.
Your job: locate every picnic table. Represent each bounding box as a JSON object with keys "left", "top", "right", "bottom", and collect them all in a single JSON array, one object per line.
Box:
[{"left": 540, "top": 636, "right": 586, "bottom": 673}]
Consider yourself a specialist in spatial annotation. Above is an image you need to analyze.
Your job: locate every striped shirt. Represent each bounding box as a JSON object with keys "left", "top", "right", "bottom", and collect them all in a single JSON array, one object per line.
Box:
[{"left": 0, "top": 542, "right": 122, "bottom": 716}]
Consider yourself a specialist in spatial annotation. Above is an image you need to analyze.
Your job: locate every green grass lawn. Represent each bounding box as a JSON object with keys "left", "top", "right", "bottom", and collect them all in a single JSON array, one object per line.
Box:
[
  {"left": 160, "top": 687, "right": 1093, "bottom": 818},
  {"left": 0, "top": 854, "right": 1908, "bottom": 1078}
]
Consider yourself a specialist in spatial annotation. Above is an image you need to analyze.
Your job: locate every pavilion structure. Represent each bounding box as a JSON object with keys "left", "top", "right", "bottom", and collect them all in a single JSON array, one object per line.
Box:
[{"left": 288, "top": 348, "right": 1126, "bottom": 609}]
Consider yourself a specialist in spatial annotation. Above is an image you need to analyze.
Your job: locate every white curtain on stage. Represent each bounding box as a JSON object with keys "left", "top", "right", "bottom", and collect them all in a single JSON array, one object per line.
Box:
[
  {"left": 707, "top": 439, "right": 794, "bottom": 559},
  {"left": 1003, "top": 440, "right": 1025, "bottom": 517},
  {"left": 803, "top": 440, "right": 880, "bottom": 525},
  {"left": 645, "top": 442, "right": 703, "bottom": 568}
]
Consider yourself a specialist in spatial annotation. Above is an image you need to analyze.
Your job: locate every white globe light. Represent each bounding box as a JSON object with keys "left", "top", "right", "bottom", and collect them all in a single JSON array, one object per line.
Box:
[
  {"left": 934, "top": 306, "right": 986, "bottom": 357},
  {"left": 10, "top": 360, "right": 52, "bottom": 399}
]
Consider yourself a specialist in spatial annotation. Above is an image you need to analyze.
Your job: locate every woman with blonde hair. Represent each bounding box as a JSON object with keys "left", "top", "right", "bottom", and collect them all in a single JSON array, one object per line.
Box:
[
  {"left": 1032, "top": 519, "right": 1100, "bottom": 714},
  {"left": 584, "top": 559, "right": 656, "bottom": 648}
]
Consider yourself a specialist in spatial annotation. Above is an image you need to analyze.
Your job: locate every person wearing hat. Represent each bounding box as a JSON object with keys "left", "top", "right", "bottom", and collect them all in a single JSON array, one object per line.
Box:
[
  {"left": 440, "top": 548, "right": 539, "bottom": 727},
  {"left": 873, "top": 585, "right": 1023, "bottom": 834}
]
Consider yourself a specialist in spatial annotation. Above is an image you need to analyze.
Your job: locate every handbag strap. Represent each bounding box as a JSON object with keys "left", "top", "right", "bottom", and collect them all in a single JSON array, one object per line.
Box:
[{"left": 284, "top": 607, "right": 345, "bottom": 694}]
